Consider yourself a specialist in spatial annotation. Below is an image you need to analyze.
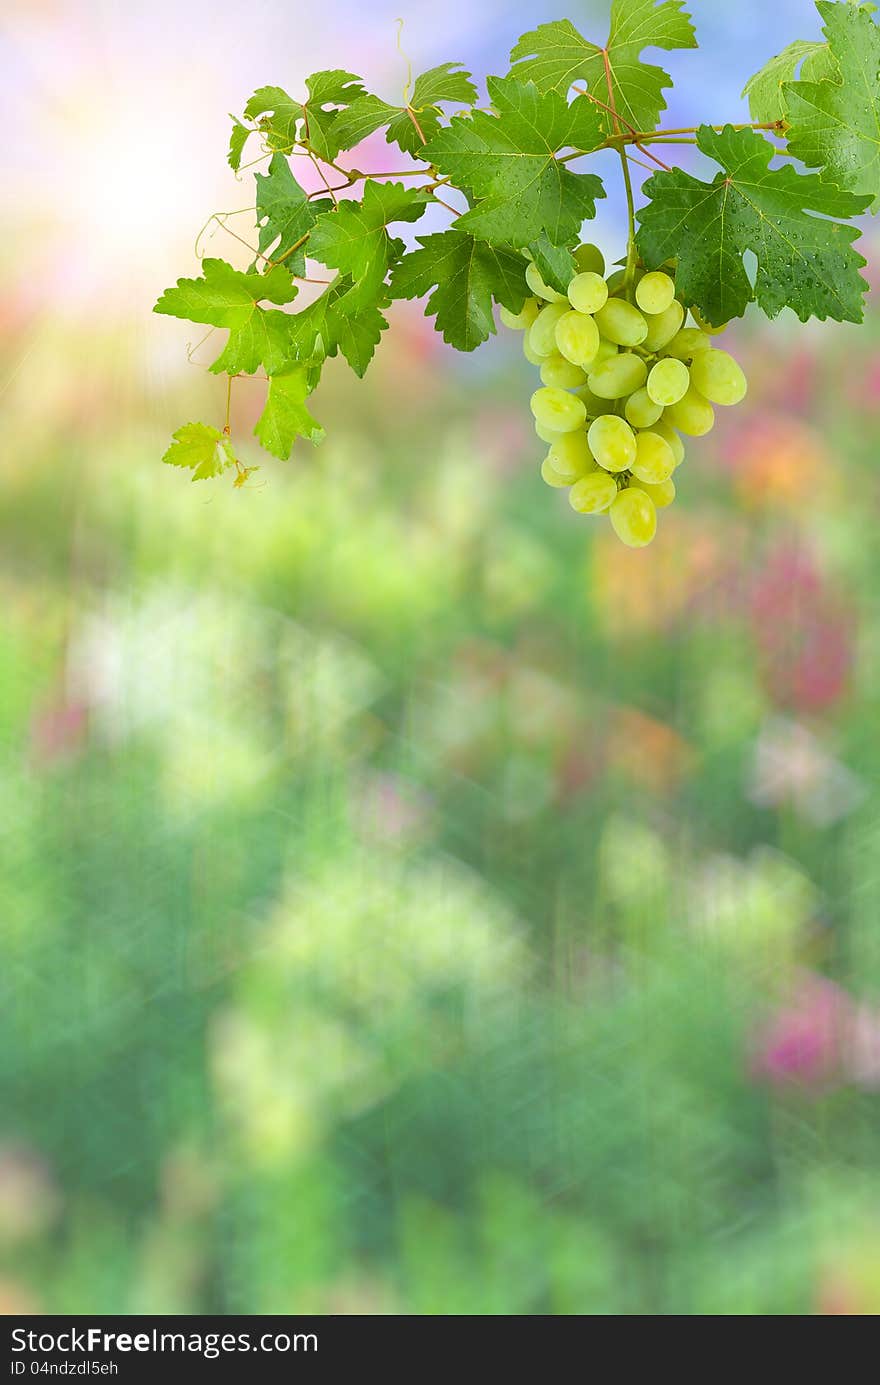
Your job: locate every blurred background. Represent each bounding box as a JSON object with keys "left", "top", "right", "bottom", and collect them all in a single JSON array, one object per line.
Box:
[{"left": 2, "top": 0, "right": 880, "bottom": 1315}]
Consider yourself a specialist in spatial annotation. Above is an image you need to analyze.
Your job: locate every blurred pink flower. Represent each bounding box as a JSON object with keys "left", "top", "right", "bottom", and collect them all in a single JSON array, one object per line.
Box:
[
  {"left": 747, "top": 717, "right": 866, "bottom": 827},
  {"left": 749, "top": 544, "right": 855, "bottom": 713},
  {"left": 751, "top": 973, "right": 880, "bottom": 1093},
  {"left": 352, "top": 770, "right": 432, "bottom": 847},
  {"left": 29, "top": 697, "right": 89, "bottom": 766}
]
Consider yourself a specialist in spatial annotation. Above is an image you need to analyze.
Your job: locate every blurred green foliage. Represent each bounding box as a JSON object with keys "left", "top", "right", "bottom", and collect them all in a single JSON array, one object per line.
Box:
[{"left": 1, "top": 287, "right": 880, "bottom": 1314}]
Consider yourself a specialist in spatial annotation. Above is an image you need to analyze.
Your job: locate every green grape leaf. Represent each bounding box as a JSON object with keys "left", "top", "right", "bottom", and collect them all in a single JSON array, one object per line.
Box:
[
  {"left": 300, "top": 70, "right": 369, "bottom": 161},
  {"left": 255, "top": 154, "right": 330, "bottom": 274},
  {"left": 162, "top": 423, "right": 237, "bottom": 482},
  {"left": 154, "top": 258, "right": 298, "bottom": 328},
  {"left": 154, "top": 259, "right": 299, "bottom": 376},
  {"left": 509, "top": 1, "right": 697, "bottom": 135},
  {"left": 424, "top": 76, "right": 605, "bottom": 247},
  {"left": 228, "top": 117, "right": 252, "bottom": 172},
  {"left": 308, "top": 182, "right": 429, "bottom": 291},
  {"left": 244, "top": 72, "right": 375, "bottom": 161},
  {"left": 637, "top": 124, "right": 870, "bottom": 325},
  {"left": 391, "top": 229, "right": 528, "bottom": 351},
  {"left": 784, "top": 1, "right": 880, "bottom": 211},
  {"left": 741, "top": 41, "right": 826, "bottom": 124},
  {"left": 326, "top": 94, "right": 400, "bottom": 155},
  {"left": 244, "top": 85, "right": 303, "bottom": 151},
  {"left": 207, "top": 308, "right": 295, "bottom": 377},
  {"left": 386, "top": 63, "right": 478, "bottom": 154},
  {"left": 287, "top": 277, "right": 389, "bottom": 377},
  {"left": 528, "top": 233, "right": 577, "bottom": 295},
  {"left": 254, "top": 367, "right": 325, "bottom": 460}
]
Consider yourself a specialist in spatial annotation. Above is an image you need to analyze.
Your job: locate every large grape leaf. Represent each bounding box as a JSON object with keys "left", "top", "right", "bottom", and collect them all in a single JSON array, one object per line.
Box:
[
  {"left": 254, "top": 367, "right": 325, "bottom": 460},
  {"left": 386, "top": 63, "right": 478, "bottom": 155},
  {"left": 508, "top": 1, "right": 697, "bottom": 135},
  {"left": 637, "top": 125, "right": 870, "bottom": 325},
  {"left": 308, "top": 182, "right": 429, "bottom": 293},
  {"left": 423, "top": 76, "right": 605, "bottom": 247},
  {"left": 286, "top": 277, "right": 389, "bottom": 377},
  {"left": 391, "top": 229, "right": 528, "bottom": 351},
  {"left": 255, "top": 155, "right": 331, "bottom": 274},
  {"left": 784, "top": 1, "right": 880, "bottom": 211},
  {"left": 162, "top": 423, "right": 237, "bottom": 481},
  {"left": 741, "top": 41, "right": 829, "bottom": 125}
]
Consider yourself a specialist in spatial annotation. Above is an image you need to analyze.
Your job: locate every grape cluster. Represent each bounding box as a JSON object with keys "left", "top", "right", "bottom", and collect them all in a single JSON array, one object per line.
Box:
[{"left": 501, "top": 245, "right": 748, "bottom": 548}]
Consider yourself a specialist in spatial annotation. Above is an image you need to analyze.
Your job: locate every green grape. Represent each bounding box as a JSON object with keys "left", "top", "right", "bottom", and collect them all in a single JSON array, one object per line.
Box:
[
  {"left": 526, "top": 261, "right": 566, "bottom": 303},
  {"left": 541, "top": 355, "right": 588, "bottom": 389},
  {"left": 548, "top": 430, "right": 592, "bottom": 481},
  {"left": 588, "top": 352, "right": 648, "bottom": 400},
  {"left": 652, "top": 421, "right": 685, "bottom": 467},
  {"left": 605, "top": 267, "right": 644, "bottom": 296},
  {"left": 528, "top": 302, "right": 569, "bottom": 358},
  {"left": 588, "top": 415, "right": 637, "bottom": 474},
  {"left": 630, "top": 477, "right": 676, "bottom": 510},
  {"left": 689, "top": 348, "right": 748, "bottom": 406},
  {"left": 636, "top": 271, "right": 676, "bottom": 315},
  {"left": 500, "top": 298, "right": 540, "bottom": 331},
  {"left": 625, "top": 387, "right": 664, "bottom": 429},
  {"left": 691, "top": 307, "right": 727, "bottom": 336},
  {"left": 573, "top": 382, "right": 615, "bottom": 418},
  {"left": 535, "top": 420, "right": 565, "bottom": 445},
  {"left": 594, "top": 299, "right": 649, "bottom": 347},
  {"left": 592, "top": 338, "right": 619, "bottom": 368},
  {"left": 569, "top": 469, "right": 618, "bottom": 514},
  {"left": 531, "top": 387, "right": 588, "bottom": 434},
  {"left": 541, "top": 456, "right": 572, "bottom": 489},
  {"left": 568, "top": 272, "right": 608, "bottom": 315},
  {"left": 523, "top": 333, "right": 548, "bottom": 366},
  {"left": 642, "top": 299, "right": 684, "bottom": 353},
  {"left": 555, "top": 310, "right": 601, "bottom": 368},
  {"left": 631, "top": 430, "right": 676, "bottom": 484},
  {"left": 647, "top": 357, "right": 690, "bottom": 407},
  {"left": 574, "top": 242, "right": 605, "bottom": 276},
  {"left": 665, "top": 328, "right": 711, "bottom": 362},
  {"left": 664, "top": 385, "right": 715, "bottom": 437},
  {"left": 609, "top": 488, "right": 657, "bottom": 548}
]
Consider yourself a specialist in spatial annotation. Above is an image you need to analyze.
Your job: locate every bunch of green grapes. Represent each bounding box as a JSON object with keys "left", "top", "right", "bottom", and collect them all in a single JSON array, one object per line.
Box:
[{"left": 501, "top": 246, "right": 748, "bottom": 548}]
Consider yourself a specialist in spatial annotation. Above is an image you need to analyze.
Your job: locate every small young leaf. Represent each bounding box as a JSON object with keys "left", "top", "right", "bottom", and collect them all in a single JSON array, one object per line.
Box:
[
  {"left": 424, "top": 76, "right": 605, "bottom": 247},
  {"left": 300, "top": 70, "right": 368, "bottom": 161},
  {"left": 528, "top": 234, "right": 577, "bottom": 296},
  {"left": 784, "top": 1, "right": 880, "bottom": 211},
  {"left": 509, "top": 1, "right": 697, "bottom": 135},
  {"left": 308, "top": 182, "right": 429, "bottom": 291},
  {"left": 254, "top": 367, "right": 325, "bottom": 460},
  {"left": 391, "top": 229, "right": 529, "bottom": 351},
  {"left": 163, "top": 423, "right": 237, "bottom": 481},
  {"left": 386, "top": 62, "right": 478, "bottom": 154},
  {"left": 228, "top": 117, "right": 251, "bottom": 172},
  {"left": 637, "top": 124, "right": 870, "bottom": 325},
  {"left": 243, "top": 85, "right": 303, "bottom": 151}
]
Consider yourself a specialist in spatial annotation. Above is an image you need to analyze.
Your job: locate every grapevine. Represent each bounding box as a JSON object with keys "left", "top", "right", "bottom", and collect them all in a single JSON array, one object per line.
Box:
[{"left": 155, "top": 0, "right": 876, "bottom": 547}]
